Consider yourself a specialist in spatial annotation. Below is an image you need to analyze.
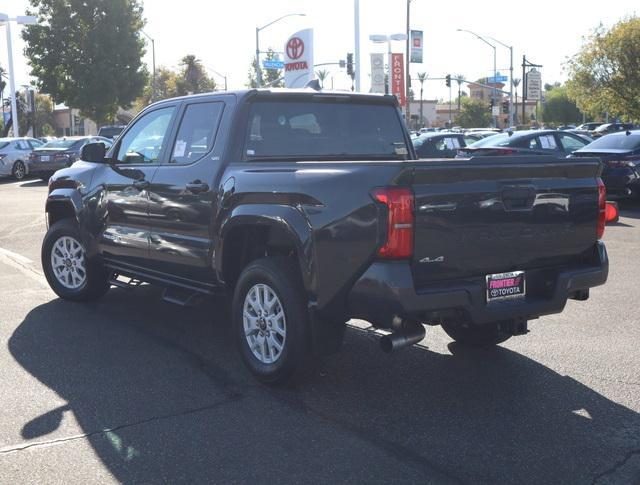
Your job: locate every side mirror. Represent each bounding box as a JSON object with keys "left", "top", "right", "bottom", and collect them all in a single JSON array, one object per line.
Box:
[{"left": 80, "top": 142, "right": 107, "bottom": 163}]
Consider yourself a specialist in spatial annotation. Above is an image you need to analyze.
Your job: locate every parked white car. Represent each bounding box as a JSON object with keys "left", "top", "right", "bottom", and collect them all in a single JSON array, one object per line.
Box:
[{"left": 0, "top": 137, "right": 46, "bottom": 180}]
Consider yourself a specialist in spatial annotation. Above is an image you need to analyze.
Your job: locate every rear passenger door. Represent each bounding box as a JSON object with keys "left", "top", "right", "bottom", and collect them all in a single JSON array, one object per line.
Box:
[{"left": 147, "top": 97, "right": 230, "bottom": 283}]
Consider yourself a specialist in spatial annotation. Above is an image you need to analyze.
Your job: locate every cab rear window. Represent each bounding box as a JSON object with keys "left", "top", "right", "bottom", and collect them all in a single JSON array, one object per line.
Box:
[{"left": 245, "top": 100, "right": 408, "bottom": 160}]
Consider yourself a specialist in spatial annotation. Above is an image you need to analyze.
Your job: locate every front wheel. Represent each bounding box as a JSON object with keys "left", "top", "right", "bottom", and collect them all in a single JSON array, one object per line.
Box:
[
  {"left": 42, "top": 219, "right": 110, "bottom": 301},
  {"left": 233, "top": 257, "right": 313, "bottom": 385},
  {"left": 441, "top": 319, "right": 512, "bottom": 348},
  {"left": 12, "top": 161, "right": 26, "bottom": 180}
]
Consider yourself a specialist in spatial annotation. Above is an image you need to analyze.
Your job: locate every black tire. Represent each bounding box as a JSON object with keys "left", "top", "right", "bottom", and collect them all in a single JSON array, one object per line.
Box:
[
  {"left": 441, "top": 319, "right": 512, "bottom": 348},
  {"left": 42, "top": 219, "right": 110, "bottom": 301},
  {"left": 12, "top": 161, "right": 26, "bottom": 180},
  {"left": 233, "top": 257, "right": 313, "bottom": 385}
]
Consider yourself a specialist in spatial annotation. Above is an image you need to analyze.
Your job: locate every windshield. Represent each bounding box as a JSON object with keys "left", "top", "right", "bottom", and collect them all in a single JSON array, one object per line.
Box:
[
  {"left": 245, "top": 100, "right": 408, "bottom": 160},
  {"left": 594, "top": 124, "right": 613, "bottom": 132},
  {"left": 583, "top": 133, "right": 640, "bottom": 151},
  {"left": 42, "top": 139, "right": 83, "bottom": 149}
]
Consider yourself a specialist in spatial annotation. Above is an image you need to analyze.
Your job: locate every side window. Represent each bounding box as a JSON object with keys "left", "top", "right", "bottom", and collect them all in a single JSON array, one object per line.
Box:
[
  {"left": 558, "top": 134, "right": 586, "bottom": 152},
  {"left": 539, "top": 134, "right": 558, "bottom": 149},
  {"left": 463, "top": 136, "right": 477, "bottom": 146},
  {"left": 115, "top": 106, "right": 175, "bottom": 164},
  {"left": 444, "top": 137, "right": 461, "bottom": 149},
  {"left": 170, "top": 102, "right": 224, "bottom": 164},
  {"left": 28, "top": 139, "right": 44, "bottom": 149},
  {"left": 527, "top": 137, "right": 540, "bottom": 150},
  {"left": 16, "top": 141, "right": 29, "bottom": 150},
  {"left": 434, "top": 139, "right": 447, "bottom": 152}
]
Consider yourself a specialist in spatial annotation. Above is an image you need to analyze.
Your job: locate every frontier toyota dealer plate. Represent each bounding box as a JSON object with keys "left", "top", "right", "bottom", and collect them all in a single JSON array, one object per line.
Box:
[{"left": 486, "top": 271, "right": 526, "bottom": 302}]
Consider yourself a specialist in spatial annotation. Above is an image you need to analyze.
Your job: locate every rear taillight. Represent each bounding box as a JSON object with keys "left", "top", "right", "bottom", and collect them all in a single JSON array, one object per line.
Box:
[
  {"left": 597, "top": 178, "right": 606, "bottom": 239},
  {"left": 371, "top": 187, "right": 414, "bottom": 259}
]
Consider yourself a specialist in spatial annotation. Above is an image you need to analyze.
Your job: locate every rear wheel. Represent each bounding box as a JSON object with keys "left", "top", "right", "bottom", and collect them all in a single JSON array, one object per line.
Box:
[
  {"left": 233, "top": 257, "right": 313, "bottom": 385},
  {"left": 441, "top": 319, "right": 512, "bottom": 348},
  {"left": 12, "top": 161, "right": 26, "bottom": 180},
  {"left": 42, "top": 219, "right": 110, "bottom": 301}
]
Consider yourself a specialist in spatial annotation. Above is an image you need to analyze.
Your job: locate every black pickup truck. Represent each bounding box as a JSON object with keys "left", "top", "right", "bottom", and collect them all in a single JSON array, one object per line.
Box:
[{"left": 42, "top": 89, "right": 609, "bottom": 384}]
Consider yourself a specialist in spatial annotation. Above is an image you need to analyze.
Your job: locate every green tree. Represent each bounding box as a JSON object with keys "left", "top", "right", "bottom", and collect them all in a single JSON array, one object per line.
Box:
[
  {"left": 454, "top": 97, "right": 492, "bottom": 128},
  {"left": 176, "top": 55, "right": 216, "bottom": 95},
  {"left": 247, "top": 48, "right": 283, "bottom": 88},
  {"left": 22, "top": 0, "right": 148, "bottom": 125},
  {"left": 542, "top": 85, "right": 582, "bottom": 125},
  {"left": 315, "top": 69, "right": 329, "bottom": 88},
  {"left": 566, "top": 17, "right": 640, "bottom": 120},
  {"left": 2, "top": 91, "right": 55, "bottom": 137}
]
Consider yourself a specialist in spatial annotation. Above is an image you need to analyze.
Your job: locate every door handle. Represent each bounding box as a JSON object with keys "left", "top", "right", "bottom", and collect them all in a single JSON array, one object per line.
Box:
[
  {"left": 133, "top": 179, "right": 149, "bottom": 190},
  {"left": 186, "top": 181, "right": 210, "bottom": 194}
]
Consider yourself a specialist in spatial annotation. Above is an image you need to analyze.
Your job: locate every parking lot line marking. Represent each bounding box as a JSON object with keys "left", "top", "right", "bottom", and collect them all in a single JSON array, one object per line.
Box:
[
  {"left": 0, "top": 247, "right": 34, "bottom": 265},
  {"left": 0, "top": 246, "right": 47, "bottom": 287}
]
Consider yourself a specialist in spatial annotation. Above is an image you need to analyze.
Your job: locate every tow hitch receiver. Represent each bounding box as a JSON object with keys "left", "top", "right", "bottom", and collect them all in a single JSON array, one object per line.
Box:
[{"left": 500, "top": 318, "right": 529, "bottom": 336}]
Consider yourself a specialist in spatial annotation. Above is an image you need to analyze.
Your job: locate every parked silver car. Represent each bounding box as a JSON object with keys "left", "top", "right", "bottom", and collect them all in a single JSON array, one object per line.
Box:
[{"left": 0, "top": 137, "right": 46, "bottom": 180}]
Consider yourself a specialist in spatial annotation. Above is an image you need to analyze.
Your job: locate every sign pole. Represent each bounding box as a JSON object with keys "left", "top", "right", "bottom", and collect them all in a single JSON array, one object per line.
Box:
[
  {"left": 405, "top": 0, "right": 411, "bottom": 125},
  {"left": 354, "top": 0, "right": 360, "bottom": 92}
]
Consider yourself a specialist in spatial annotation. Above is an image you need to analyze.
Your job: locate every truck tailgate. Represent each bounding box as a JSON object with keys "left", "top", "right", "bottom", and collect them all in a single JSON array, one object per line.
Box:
[{"left": 409, "top": 156, "right": 601, "bottom": 287}]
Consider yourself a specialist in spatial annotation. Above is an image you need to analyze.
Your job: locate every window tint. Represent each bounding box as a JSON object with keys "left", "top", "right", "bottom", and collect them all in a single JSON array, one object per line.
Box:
[
  {"left": 245, "top": 100, "right": 408, "bottom": 160},
  {"left": 558, "top": 133, "right": 587, "bottom": 151},
  {"left": 28, "top": 139, "right": 44, "bottom": 149},
  {"left": 116, "top": 107, "right": 175, "bottom": 164},
  {"left": 170, "top": 102, "right": 224, "bottom": 164},
  {"left": 584, "top": 133, "right": 640, "bottom": 150},
  {"left": 15, "top": 141, "right": 30, "bottom": 150}
]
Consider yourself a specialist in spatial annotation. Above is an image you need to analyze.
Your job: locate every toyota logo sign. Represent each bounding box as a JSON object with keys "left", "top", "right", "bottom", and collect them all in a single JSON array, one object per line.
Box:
[{"left": 286, "top": 37, "right": 304, "bottom": 60}]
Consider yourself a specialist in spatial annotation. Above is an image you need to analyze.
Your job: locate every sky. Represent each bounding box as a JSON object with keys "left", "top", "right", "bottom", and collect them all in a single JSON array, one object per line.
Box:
[{"left": 1, "top": 0, "right": 638, "bottom": 102}]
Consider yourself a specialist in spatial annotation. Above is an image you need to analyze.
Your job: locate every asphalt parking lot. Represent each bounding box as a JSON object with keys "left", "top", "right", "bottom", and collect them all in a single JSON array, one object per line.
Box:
[{"left": 0, "top": 177, "right": 639, "bottom": 484}]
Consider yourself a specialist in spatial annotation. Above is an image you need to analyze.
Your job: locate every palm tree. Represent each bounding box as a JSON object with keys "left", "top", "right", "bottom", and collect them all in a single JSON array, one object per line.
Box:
[
  {"left": 454, "top": 74, "right": 465, "bottom": 111},
  {"left": 416, "top": 72, "right": 427, "bottom": 128},
  {"left": 316, "top": 69, "right": 330, "bottom": 89},
  {"left": 512, "top": 78, "right": 521, "bottom": 124}
]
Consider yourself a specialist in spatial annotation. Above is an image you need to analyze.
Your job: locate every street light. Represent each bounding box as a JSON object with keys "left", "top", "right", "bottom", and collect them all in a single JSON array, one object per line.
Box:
[
  {"left": 205, "top": 66, "right": 228, "bottom": 91},
  {"left": 141, "top": 30, "right": 156, "bottom": 102},
  {"left": 255, "top": 13, "right": 305, "bottom": 88},
  {"left": 456, "top": 28, "right": 497, "bottom": 127},
  {"left": 369, "top": 33, "right": 407, "bottom": 95},
  {"left": 0, "top": 13, "right": 37, "bottom": 136},
  {"left": 485, "top": 35, "right": 514, "bottom": 127}
]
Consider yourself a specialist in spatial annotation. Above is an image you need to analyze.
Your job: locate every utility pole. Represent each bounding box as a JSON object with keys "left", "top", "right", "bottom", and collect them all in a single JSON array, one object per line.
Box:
[
  {"left": 405, "top": 0, "right": 411, "bottom": 126},
  {"left": 354, "top": 0, "right": 360, "bottom": 91}
]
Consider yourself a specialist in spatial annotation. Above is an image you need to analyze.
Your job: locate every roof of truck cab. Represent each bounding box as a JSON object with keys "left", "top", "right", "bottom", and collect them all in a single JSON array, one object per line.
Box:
[{"left": 148, "top": 89, "right": 399, "bottom": 107}]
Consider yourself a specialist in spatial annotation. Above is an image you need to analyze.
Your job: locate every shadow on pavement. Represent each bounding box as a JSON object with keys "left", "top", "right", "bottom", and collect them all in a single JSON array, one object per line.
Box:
[
  {"left": 19, "top": 180, "right": 48, "bottom": 188},
  {"left": 8, "top": 288, "right": 640, "bottom": 483}
]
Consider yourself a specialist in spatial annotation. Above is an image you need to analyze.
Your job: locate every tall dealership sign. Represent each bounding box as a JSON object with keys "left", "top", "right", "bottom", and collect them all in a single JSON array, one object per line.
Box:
[
  {"left": 526, "top": 68, "right": 542, "bottom": 100},
  {"left": 410, "top": 30, "right": 423, "bottom": 63},
  {"left": 370, "top": 53, "right": 385, "bottom": 93},
  {"left": 284, "top": 29, "right": 314, "bottom": 88},
  {"left": 391, "top": 53, "right": 406, "bottom": 106}
]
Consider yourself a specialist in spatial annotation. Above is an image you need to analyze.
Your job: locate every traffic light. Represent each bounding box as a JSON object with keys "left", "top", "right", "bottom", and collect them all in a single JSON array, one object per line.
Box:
[
  {"left": 346, "top": 53, "right": 354, "bottom": 77},
  {"left": 502, "top": 100, "right": 509, "bottom": 114},
  {"left": 445, "top": 74, "right": 451, "bottom": 87}
]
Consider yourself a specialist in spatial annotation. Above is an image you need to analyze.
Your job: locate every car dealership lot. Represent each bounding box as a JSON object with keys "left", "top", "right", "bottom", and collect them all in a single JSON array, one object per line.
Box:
[{"left": 0, "top": 178, "right": 639, "bottom": 484}]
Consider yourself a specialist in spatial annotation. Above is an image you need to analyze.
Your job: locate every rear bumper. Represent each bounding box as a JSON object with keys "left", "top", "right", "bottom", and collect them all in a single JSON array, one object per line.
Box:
[
  {"left": 348, "top": 241, "right": 608, "bottom": 327},
  {"left": 29, "top": 161, "right": 69, "bottom": 174},
  {"left": 602, "top": 173, "right": 640, "bottom": 199}
]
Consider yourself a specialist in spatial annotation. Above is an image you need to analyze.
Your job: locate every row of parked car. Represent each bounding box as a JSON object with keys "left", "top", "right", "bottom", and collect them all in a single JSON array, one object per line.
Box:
[
  {"left": 411, "top": 127, "right": 640, "bottom": 200},
  {"left": 0, "top": 135, "right": 114, "bottom": 181}
]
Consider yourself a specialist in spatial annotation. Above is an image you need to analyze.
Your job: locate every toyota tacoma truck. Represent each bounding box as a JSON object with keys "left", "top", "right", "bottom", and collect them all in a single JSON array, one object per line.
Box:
[{"left": 42, "top": 89, "right": 609, "bottom": 384}]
